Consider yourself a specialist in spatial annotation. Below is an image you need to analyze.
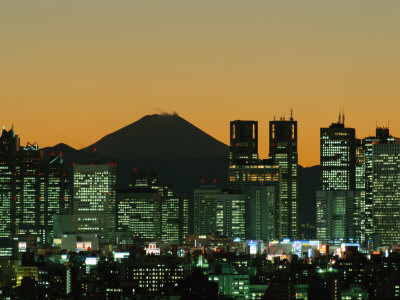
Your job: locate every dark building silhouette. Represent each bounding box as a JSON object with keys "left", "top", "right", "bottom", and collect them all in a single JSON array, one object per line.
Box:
[{"left": 229, "top": 120, "right": 258, "bottom": 165}]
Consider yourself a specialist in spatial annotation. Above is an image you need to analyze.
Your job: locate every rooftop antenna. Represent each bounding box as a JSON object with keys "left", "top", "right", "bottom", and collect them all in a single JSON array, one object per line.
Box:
[
  {"left": 342, "top": 107, "right": 345, "bottom": 125},
  {"left": 338, "top": 109, "right": 341, "bottom": 124},
  {"left": 290, "top": 109, "right": 294, "bottom": 121},
  {"left": 376, "top": 119, "right": 378, "bottom": 128}
]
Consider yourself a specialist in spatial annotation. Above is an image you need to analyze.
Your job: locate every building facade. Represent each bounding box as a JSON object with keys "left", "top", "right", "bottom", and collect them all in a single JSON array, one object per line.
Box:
[
  {"left": 73, "top": 164, "right": 116, "bottom": 239},
  {"left": 269, "top": 113, "right": 298, "bottom": 239}
]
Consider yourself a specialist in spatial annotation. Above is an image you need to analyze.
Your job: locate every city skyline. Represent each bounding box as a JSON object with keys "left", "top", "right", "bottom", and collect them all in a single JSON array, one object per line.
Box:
[
  {"left": 3, "top": 111, "right": 396, "bottom": 168},
  {"left": 2, "top": 0, "right": 400, "bottom": 167}
]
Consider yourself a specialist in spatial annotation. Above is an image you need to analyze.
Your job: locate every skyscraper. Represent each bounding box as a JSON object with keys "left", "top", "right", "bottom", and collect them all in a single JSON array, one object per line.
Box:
[
  {"left": 320, "top": 114, "right": 355, "bottom": 191},
  {"left": 363, "top": 127, "right": 394, "bottom": 242},
  {"left": 73, "top": 164, "right": 116, "bottom": 239},
  {"left": 45, "top": 152, "right": 70, "bottom": 243},
  {"left": 372, "top": 140, "right": 400, "bottom": 246},
  {"left": 316, "top": 113, "right": 360, "bottom": 242},
  {"left": 269, "top": 112, "right": 298, "bottom": 239},
  {"left": 229, "top": 120, "right": 258, "bottom": 165},
  {"left": 228, "top": 119, "right": 281, "bottom": 241}
]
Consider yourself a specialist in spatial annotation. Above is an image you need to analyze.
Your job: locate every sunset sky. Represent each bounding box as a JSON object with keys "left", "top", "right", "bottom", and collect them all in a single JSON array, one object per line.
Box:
[{"left": 1, "top": 0, "right": 400, "bottom": 167}]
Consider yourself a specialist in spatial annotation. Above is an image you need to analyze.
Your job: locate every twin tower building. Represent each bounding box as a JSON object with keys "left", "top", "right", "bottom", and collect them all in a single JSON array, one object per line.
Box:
[{"left": 194, "top": 113, "right": 298, "bottom": 241}]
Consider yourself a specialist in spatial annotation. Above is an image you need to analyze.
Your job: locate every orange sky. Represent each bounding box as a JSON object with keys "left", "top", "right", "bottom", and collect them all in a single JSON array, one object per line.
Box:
[{"left": 1, "top": 0, "right": 400, "bottom": 167}]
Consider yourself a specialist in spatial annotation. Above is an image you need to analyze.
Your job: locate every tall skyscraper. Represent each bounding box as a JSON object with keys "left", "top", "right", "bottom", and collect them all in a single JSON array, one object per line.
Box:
[
  {"left": 45, "top": 152, "right": 70, "bottom": 242},
  {"left": 73, "top": 164, "right": 116, "bottom": 239},
  {"left": 363, "top": 127, "right": 394, "bottom": 242},
  {"left": 0, "top": 127, "right": 20, "bottom": 255},
  {"left": 229, "top": 120, "right": 258, "bottom": 165},
  {"left": 228, "top": 119, "right": 281, "bottom": 241},
  {"left": 372, "top": 140, "right": 400, "bottom": 246},
  {"left": 0, "top": 127, "right": 73, "bottom": 252},
  {"left": 320, "top": 114, "right": 356, "bottom": 191},
  {"left": 317, "top": 113, "right": 360, "bottom": 242},
  {"left": 269, "top": 112, "right": 298, "bottom": 239}
]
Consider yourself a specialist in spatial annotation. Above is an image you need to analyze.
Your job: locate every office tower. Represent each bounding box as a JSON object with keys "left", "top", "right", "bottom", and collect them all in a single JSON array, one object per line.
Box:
[
  {"left": 317, "top": 113, "right": 360, "bottom": 242},
  {"left": 354, "top": 139, "right": 366, "bottom": 243},
  {"left": 45, "top": 152, "right": 70, "bottom": 242},
  {"left": 229, "top": 120, "right": 258, "bottom": 165},
  {"left": 372, "top": 142, "right": 400, "bottom": 246},
  {"left": 363, "top": 127, "right": 394, "bottom": 241},
  {"left": 193, "top": 185, "right": 221, "bottom": 235},
  {"left": 247, "top": 184, "right": 277, "bottom": 241},
  {"left": 269, "top": 112, "right": 298, "bottom": 239},
  {"left": 215, "top": 191, "right": 246, "bottom": 239},
  {"left": 316, "top": 191, "right": 361, "bottom": 242},
  {"left": 16, "top": 143, "right": 47, "bottom": 242},
  {"left": 162, "top": 191, "right": 189, "bottom": 244},
  {"left": 117, "top": 188, "right": 162, "bottom": 241},
  {"left": 320, "top": 114, "right": 356, "bottom": 191},
  {"left": 0, "top": 127, "right": 20, "bottom": 255},
  {"left": 228, "top": 119, "right": 281, "bottom": 240},
  {"left": 127, "top": 170, "right": 189, "bottom": 244},
  {"left": 73, "top": 164, "right": 116, "bottom": 239}
]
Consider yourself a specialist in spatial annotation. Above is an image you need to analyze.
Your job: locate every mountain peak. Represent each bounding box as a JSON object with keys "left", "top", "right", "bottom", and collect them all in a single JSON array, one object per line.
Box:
[{"left": 83, "top": 114, "right": 228, "bottom": 160}]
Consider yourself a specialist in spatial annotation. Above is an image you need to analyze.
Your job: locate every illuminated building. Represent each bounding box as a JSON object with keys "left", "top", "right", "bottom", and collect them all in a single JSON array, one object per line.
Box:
[
  {"left": 193, "top": 185, "right": 221, "bottom": 235},
  {"left": 0, "top": 127, "right": 70, "bottom": 250},
  {"left": 317, "top": 113, "right": 359, "bottom": 243},
  {"left": 320, "top": 113, "right": 356, "bottom": 191},
  {"left": 229, "top": 120, "right": 258, "bottom": 165},
  {"left": 363, "top": 127, "right": 396, "bottom": 241},
  {"left": 228, "top": 119, "right": 281, "bottom": 240},
  {"left": 208, "top": 263, "right": 250, "bottom": 299},
  {"left": 123, "top": 256, "right": 187, "bottom": 294},
  {"left": 247, "top": 184, "right": 278, "bottom": 241},
  {"left": 161, "top": 192, "right": 189, "bottom": 244},
  {"left": 73, "top": 164, "right": 116, "bottom": 239},
  {"left": 117, "top": 188, "right": 162, "bottom": 241},
  {"left": 372, "top": 141, "right": 400, "bottom": 246},
  {"left": 215, "top": 191, "right": 246, "bottom": 239},
  {"left": 16, "top": 142, "right": 47, "bottom": 242},
  {"left": 45, "top": 152, "right": 70, "bottom": 242},
  {"left": 125, "top": 170, "right": 188, "bottom": 243},
  {"left": 269, "top": 112, "right": 298, "bottom": 240}
]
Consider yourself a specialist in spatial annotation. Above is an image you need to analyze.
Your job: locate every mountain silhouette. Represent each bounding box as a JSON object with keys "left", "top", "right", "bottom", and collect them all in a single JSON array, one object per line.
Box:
[
  {"left": 41, "top": 114, "right": 318, "bottom": 238},
  {"left": 82, "top": 113, "right": 228, "bottom": 160}
]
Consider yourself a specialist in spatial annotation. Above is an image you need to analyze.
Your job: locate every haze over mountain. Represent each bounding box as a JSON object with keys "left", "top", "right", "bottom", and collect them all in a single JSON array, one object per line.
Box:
[{"left": 82, "top": 113, "right": 228, "bottom": 160}]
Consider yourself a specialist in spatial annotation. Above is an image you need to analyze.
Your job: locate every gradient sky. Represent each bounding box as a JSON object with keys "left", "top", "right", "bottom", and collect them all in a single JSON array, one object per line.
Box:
[{"left": 1, "top": 0, "right": 400, "bottom": 167}]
